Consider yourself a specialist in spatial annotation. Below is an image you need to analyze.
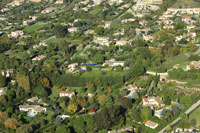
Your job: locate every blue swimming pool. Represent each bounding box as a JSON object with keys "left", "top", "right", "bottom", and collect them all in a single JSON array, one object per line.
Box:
[{"left": 28, "top": 114, "right": 35, "bottom": 117}]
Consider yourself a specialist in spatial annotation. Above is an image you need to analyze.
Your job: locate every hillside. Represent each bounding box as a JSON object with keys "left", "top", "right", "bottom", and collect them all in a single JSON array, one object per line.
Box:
[{"left": 171, "top": 0, "right": 200, "bottom": 8}]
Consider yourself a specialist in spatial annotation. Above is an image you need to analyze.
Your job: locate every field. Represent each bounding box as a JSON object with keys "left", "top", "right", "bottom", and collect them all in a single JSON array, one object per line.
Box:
[
  {"left": 23, "top": 22, "right": 47, "bottom": 33},
  {"left": 189, "top": 107, "right": 200, "bottom": 128},
  {"left": 171, "top": 0, "right": 200, "bottom": 8},
  {"left": 151, "top": 53, "right": 189, "bottom": 72},
  {"left": 80, "top": 69, "right": 128, "bottom": 78}
]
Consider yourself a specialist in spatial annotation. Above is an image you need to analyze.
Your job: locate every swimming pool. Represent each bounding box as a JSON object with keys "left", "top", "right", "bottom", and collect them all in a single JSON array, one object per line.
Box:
[{"left": 28, "top": 114, "right": 35, "bottom": 117}]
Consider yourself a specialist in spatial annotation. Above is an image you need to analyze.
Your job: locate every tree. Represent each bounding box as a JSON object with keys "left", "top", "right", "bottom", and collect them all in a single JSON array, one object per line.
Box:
[
  {"left": 33, "top": 86, "right": 48, "bottom": 97},
  {"left": 98, "top": 94, "right": 107, "bottom": 106},
  {"left": 0, "top": 74, "right": 6, "bottom": 87},
  {"left": 190, "top": 119, "right": 197, "bottom": 127},
  {"left": 187, "top": 43, "right": 197, "bottom": 52},
  {"left": 130, "top": 63, "right": 145, "bottom": 77},
  {"left": 41, "top": 77, "right": 50, "bottom": 88},
  {"left": 95, "top": 105, "right": 125, "bottom": 130},
  {"left": 54, "top": 25, "right": 68, "bottom": 38},
  {"left": 56, "top": 125, "right": 70, "bottom": 133},
  {"left": 67, "top": 104, "right": 78, "bottom": 114},
  {"left": 72, "top": 115, "right": 96, "bottom": 132},
  {"left": 16, "top": 124, "right": 33, "bottom": 133},
  {"left": 114, "top": 95, "right": 132, "bottom": 109},
  {"left": 141, "top": 107, "right": 152, "bottom": 121},
  {"left": 77, "top": 96, "right": 87, "bottom": 107},
  {"left": 16, "top": 74, "right": 31, "bottom": 93},
  {"left": 92, "top": 54, "right": 104, "bottom": 64},
  {"left": 94, "top": 27, "right": 104, "bottom": 35},
  {"left": 0, "top": 112, "right": 8, "bottom": 124},
  {"left": 4, "top": 118, "right": 19, "bottom": 130}
]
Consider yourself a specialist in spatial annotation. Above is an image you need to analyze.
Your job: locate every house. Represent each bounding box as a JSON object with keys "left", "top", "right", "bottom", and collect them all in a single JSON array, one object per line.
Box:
[
  {"left": 92, "top": 0, "right": 105, "bottom": 5},
  {"left": 57, "top": 115, "right": 70, "bottom": 120},
  {"left": 104, "top": 21, "right": 111, "bottom": 28},
  {"left": 154, "top": 109, "right": 163, "bottom": 118},
  {"left": 123, "top": 84, "right": 140, "bottom": 92},
  {"left": 1, "top": 8, "right": 10, "bottom": 12},
  {"left": 115, "top": 40, "right": 128, "bottom": 46},
  {"left": 32, "top": 55, "right": 46, "bottom": 61},
  {"left": 143, "top": 96, "right": 164, "bottom": 107},
  {"left": 166, "top": 8, "right": 200, "bottom": 15},
  {"left": 182, "top": 16, "right": 192, "bottom": 24},
  {"left": 27, "top": 97, "right": 39, "bottom": 103},
  {"left": 39, "top": 42, "right": 48, "bottom": 47},
  {"left": 68, "top": 27, "right": 78, "bottom": 33},
  {"left": 139, "top": 19, "right": 148, "bottom": 26},
  {"left": 135, "top": 28, "right": 150, "bottom": 35},
  {"left": 7, "top": 0, "right": 24, "bottom": 7},
  {"left": 108, "top": 126, "right": 134, "bottom": 133},
  {"left": 187, "top": 24, "right": 195, "bottom": 31},
  {"left": 188, "top": 32, "right": 196, "bottom": 38},
  {"left": 23, "top": 19, "right": 33, "bottom": 26},
  {"left": 103, "top": 59, "right": 124, "bottom": 67},
  {"left": 59, "top": 90, "right": 75, "bottom": 98},
  {"left": 0, "top": 87, "right": 7, "bottom": 96},
  {"left": 143, "top": 35, "right": 155, "bottom": 42},
  {"left": 68, "top": 63, "right": 78, "bottom": 72},
  {"left": 121, "top": 18, "right": 135, "bottom": 23},
  {"left": 33, "top": 45, "right": 41, "bottom": 49},
  {"left": 175, "top": 35, "right": 184, "bottom": 42},
  {"left": 93, "top": 37, "right": 110, "bottom": 46},
  {"left": 55, "top": 0, "right": 63, "bottom": 4},
  {"left": 29, "top": 0, "right": 41, "bottom": 2},
  {"left": 8, "top": 30, "right": 24, "bottom": 38},
  {"left": 163, "top": 19, "right": 174, "bottom": 25},
  {"left": 186, "top": 61, "right": 200, "bottom": 70},
  {"left": 109, "top": 0, "right": 123, "bottom": 5},
  {"left": 1, "top": 69, "right": 14, "bottom": 78},
  {"left": 41, "top": 8, "right": 55, "bottom": 14},
  {"left": 19, "top": 105, "right": 46, "bottom": 116},
  {"left": 163, "top": 24, "right": 174, "bottom": 29},
  {"left": 85, "top": 30, "right": 95, "bottom": 35},
  {"left": 145, "top": 120, "right": 158, "bottom": 129}
]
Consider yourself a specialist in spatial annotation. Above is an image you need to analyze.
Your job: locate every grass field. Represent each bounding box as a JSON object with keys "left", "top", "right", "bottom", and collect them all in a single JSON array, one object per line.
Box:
[
  {"left": 23, "top": 22, "right": 47, "bottom": 33},
  {"left": 171, "top": 0, "right": 200, "bottom": 8},
  {"left": 189, "top": 107, "right": 200, "bottom": 128},
  {"left": 81, "top": 69, "right": 128, "bottom": 78},
  {"left": 151, "top": 53, "right": 189, "bottom": 72}
]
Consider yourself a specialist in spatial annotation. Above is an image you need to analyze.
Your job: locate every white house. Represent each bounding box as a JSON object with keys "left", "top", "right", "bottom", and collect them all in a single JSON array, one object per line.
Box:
[
  {"left": 143, "top": 35, "right": 155, "bottom": 42},
  {"left": 41, "top": 8, "right": 55, "bottom": 14},
  {"left": 8, "top": 30, "right": 24, "bottom": 38},
  {"left": 55, "top": 0, "right": 64, "bottom": 4},
  {"left": 0, "top": 87, "right": 7, "bottom": 96},
  {"left": 1, "top": 69, "right": 13, "bottom": 78},
  {"left": 103, "top": 59, "right": 124, "bottom": 67},
  {"left": 68, "top": 27, "right": 78, "bottom": 33},
  {"left": 19, "top": 105, "right": 46, "bottom": 115},
  {"left": 143, "top": 96, "right": 164, "bottom": 107},
  {"left": 68, "top": 63, "right": 78, "bottom": 72},
  {"left": 32, "top": 55, "right": 46, "bottom": 61},
  {"left": 27, "top": 97, "right": 39, "bottom": 103},
  {"left": 116, "top": 40, "right": 128, "bottom": 46},
  {"left": 93, "top": 37, "right": 110, "bottom": 46},
  {"left": 186, "top": 61, "right": 200, "bottom": 71},
  {"left": 145, "top": 120, "right": 158, "bottom": 129},
  {"left": 59, "top": 90, "right": 75, "bottom": 98}
]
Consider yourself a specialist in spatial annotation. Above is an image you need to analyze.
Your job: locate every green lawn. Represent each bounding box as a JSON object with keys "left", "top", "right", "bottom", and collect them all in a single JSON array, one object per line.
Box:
[
  {"left": 81, "top": 69, "right": 127, "bottom": 78},
  {"left": 151, "top": 53, "right": 189, "bottom": 72},
  {"left": 189, "top": 107, "right": 200, "bottom": 128},
  {"left": 23, "top": 22, "right": 47, "bottom": 33},
  {"left": 171, "top": 0, "right": 200, "bottom": 8}
]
